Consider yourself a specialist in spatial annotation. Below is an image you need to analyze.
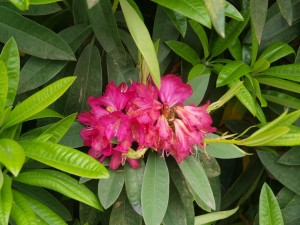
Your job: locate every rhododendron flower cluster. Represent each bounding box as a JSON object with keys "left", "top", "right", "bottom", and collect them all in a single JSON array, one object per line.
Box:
[{"left": 78, "top": 74, "right": 216, "bottom": 170}]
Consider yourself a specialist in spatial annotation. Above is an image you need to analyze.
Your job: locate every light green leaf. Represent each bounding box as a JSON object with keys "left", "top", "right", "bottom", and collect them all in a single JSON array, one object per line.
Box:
[
  {"left": 179, "top": 155, "right": 215, "bottom": 210},
  {"left": 204, "top": 0, "right": 225, "bottom": 37},
  {"left": 14, "top": 169, "right": 103, "bottom": 210},
  {"left": 151, "top": 0, "right": 211, "bottom": 28},
  {"left": 19, "top": 141, "right": 109, "bottom": 179},
  {"left": 260, "top": 64, "right": 300, "bottom": 82},
  {"left": 278, "top": 146, "right": 300, "bottom": 166},
  {"left": 0, "top": 6, "right": 75, "bottom": 60},
  {"left": 217, "top": 61, "right": 252, "bottom": 87},
  {"left": 0, "top": 139, "right": 25, "bottom": 177},
  {"left": 262, "top": 90, "right": 300, "bottom": 109},
  {"left": 0, "top": 106, "right": 12, "bottom": 128},
  {"left": 225, "top": 1, "right": 244, "bottom": 21},
  {"left": 277, "top": 0, "right": 293, "bottom": 25},
  {"left": 0, "top": 174, "right": 12, "bottom": 225},
  {"left": 141, "top": 152, "right": 169, "bottom": 225},
  {"left": 259, "top": 183, "right": 284, "bottom": 225},
  {"left": 204, "top": 134, "right": 248, "bottom": 158},
  {"left": 0, "top": 170, "right": 2, "bottom": 190},
  {"left": 9, "top": 0, "right": 29, "bottom": 10},
  {"left": 195, "top": 206, "right": 239, "bottom": 225},
  {"left": 98, "top": 169, "right": 124, "bottom": 209},
  {"left": 166, "top": 40, "right": 201, "bottom": 66},
  {"left": 0, "top": 37, "right": 19, "bottom": 107},
  {"left": 250, "top": 0, "right": 268, "bottom": 43},
  {"left": 253, "top": 59, "right": 270, "bottom": 73},
  {"left": 189, "top": 20, "right": 209, "bottom": 59},
  {"left": 120, "top": 0, "right": 161, "bottom": 87},
  {"left": 0, "top": 61, "right": 7, "bottom": 112},
  {"left": 263, "top": 132, "right": 300, "bottom": 146},
  {"left": 257, "top": 77, "right": 300, "bottom": 94},
  {"left": 26, "top": 108, "right": 64, "bottom": 121},
  {"left": 2, "top": 77, "right": 76, "bottom": 130},
  {"left": 29, "top": 0, "right": 62, "bottom": 4},
  {"left": 258, "top": 42, "right": 295, "bottom": 63}
]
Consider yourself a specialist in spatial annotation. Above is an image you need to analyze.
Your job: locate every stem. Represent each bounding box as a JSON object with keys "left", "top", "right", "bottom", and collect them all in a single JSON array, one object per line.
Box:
[
  {"left": 112, "top": 0, "right": 119, "bottom": 13},
  {"left": 204, "top": 138, "right": 239, "bottom": 145}
]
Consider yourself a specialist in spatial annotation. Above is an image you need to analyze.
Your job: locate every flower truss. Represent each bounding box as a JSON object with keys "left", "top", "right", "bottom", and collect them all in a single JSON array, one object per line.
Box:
[{"left": 78, "top": 74, "right": 216, "bottom": 170}]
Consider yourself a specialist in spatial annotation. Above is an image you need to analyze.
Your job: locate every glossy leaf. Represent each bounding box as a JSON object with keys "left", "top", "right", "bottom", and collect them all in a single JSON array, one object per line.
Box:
[
  {"left": 29, "top": 0, "right": 62, "bottom": 4},
  {"left": 260, "top": 64, "right": 300, "bottom": 82},
  {"left": 141, "top": 152, "right": 169, "bottom": 225},
  {"left": 250, "top": 0, "right": 268, "bottom": 43},
  {"left": 86, "top": 0, "right": 126, "bottom": 66},
  {"left": 2, "top": 77, "right": 76, "bottom": 130},
  {"left": 20, "top": 141, "right": 109, "bottom": 179},
  {"left": 0, "top": 37, "right": 19, "bottom": 107},
  {"left": 257, "top": 77, "right": 300, "bottom": 94},
  {"left": 217, "top": 61, "right": 252, "bottom": 87},
  {"left": 204, "top": 0, "right": 225, "bottom": 37},
  {"left": 151, "top": 0, "right": 211, "bottom": 28},
  {"left": 179, "top": 155, "right": 215, "bottom": 210},
  {"left": 0, "top": 6, "right": 75, "bottom": 60},
  {"left": 253, "top": 59, "right": 270, "bottom": 73},
  {"left": 204, "top": 134, "right": 248, "bottom": 158},
  {"left": 98, "top": 169, "right": 124, "bottom": 209},
  {"left": 0, "top": 106, "right": 12, "bottom": 128},
  {"left": 0, "top": 174, "right": 12, "bottom": 225},
  {"left": 124, "top": 161, "right": 144, "bottom": 215},
  {"left": 109, "top": 190, "right": 142, "bottom": 225},
  {"left": 277, "top": 0, "right": 293, "bottom": 25},
  {"left": 224, "top": 1, "right": 244, "bottom": 21},
  {"left": 259, "top": 183, "right": 284, "bottom": 225},
  {"left": 189, "top": 20, "right": 209, "bottom": 59},
  {"left": 262, "top": 90, "right": 300, "bottom": 109},
  {"left": 263, "top": 132, "right": 300, "bottom": 146},
  {"left": 163, "top": 8, "right": 187, "bottom": 37},
  {"left": 64, "top": 44, "right": 102, "bottom": 115},
  {"left": 9, "top": 0, "right": 28, "bottom": 10},
  {"left": 258, "top": 42, "right": 295, "bottom": 63},
  {"left": 278, "top": 146, "right": 300, "bottom": 165},
  {"left": 195, "top": 206, "right": 239, "bottom": 225},
  {"left": 0, "top": 61, "right": 7, "bottom": 112},
  {"left": 166, "top": 40, "right": 200, "bottom": 66},
  {"left": 14, "top": 169, "right": 103, "bottom": 210},
  {"left": 0, "top": 139, "right": 25, "bottom": 177},
  {"left": 120, "top": 0, "right": 161, "bottom": 87}
]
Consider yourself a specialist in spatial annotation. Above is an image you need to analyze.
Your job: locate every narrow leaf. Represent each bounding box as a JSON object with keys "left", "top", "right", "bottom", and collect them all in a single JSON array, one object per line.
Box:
[
  {"left": 258, "top": 42, "right": 295, "bottom": 63},
  {"left": 0, "top": 174, "right": 12, "bottom": 225},
  {"left": 250, "top": 0, "right": 268, "bottom": 43},
  {"left": 120, "top": 0, "right": 161, "bottom": 87},
  {"left": 204, "top": 0, "right": 225, "bottom": 37},
  {"left": 277, "top": 0, "right": 293, "bottom": 25},
  {"left": 260, "top": 64, "right": 300, "bottom": 82},
  {"left": 253, "top": 59, "right": 270, "bottom": 73},
  {"left": 0, "top": 61, "right": 7, "bottom": 112},
  {"left": 20, "top": 141, "right": 109, "bottom": 179},
  {"left": 188, "top": 20, "right": 209, "bottom": 59},
  {"left": 29, "top": 0, "right": 62, "bottom": 4},
  {"left": 141, "top": 152, "right": 169, "bottom": 225},
  {"left": 14, "top": 169, "right": 103, "bottom": 210},
  {"left": 257, "top": 77, "right": 300, "bottom": 94},
  {"left": 225, "top": 1, "right": 244, "bottom": 21},
  {"left": 163, "top": 8, "right": 187, "bottom": 37},
  {"left": 9, "top": 0, "right": 29, "bottom": 10},
  {"left": 263, "top": 132, "right": 300, "bottom": 146},
  {"left": 262, "top": 90, "right": 300, "bottom": 109}
]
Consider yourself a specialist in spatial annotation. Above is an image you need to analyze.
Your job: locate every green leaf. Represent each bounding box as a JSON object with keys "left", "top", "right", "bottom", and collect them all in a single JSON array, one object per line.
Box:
[
  {"left": 262, "top": 90, "right": 300, "bottom": 109},
  {"left": 0, "top": 61, "right": 7, "bottom": 112},
  {"left": 179, "top": 155, "right": 215, "bottom": 210},
  {"left": 18, "top": 24, "right": 92, "bottom": 94},
  {"left": 225, "top": 1, "right": 244, "bottom": 21},
  {"left": 29, "top": 0, "right": 62, "bottom": 4},
  {"left": 0, "top": 6, "right": 75, "bottom": 60},
  {"left": 0, "top": 37, "right": 19, "bottom": 107},
  {"left": 228, "top": 38, "right": 242, "bottom": 61},
  {"left": 258, "top": 42, "right": 295, "bottom": 63},
  {"left": 109, "top": 189, "right": 142, "bottom": 225},
  {"left": 19, "top": 141, "right": 109, "bottom": 179},
  {"left": 14, "top": 169, "right": 103, "bottom": 210},
  {"left": 204, "top": 0, "right": 225, "bottom": 37},
  {"left": 250, "top": 0, "right": 268, "bottom": 43},
  {"left": 0, "top": 106, "right": 12, "bottom": 128},
  {"left": 86, "top": 0, "right": 126, "bottom": 66},
  {"left": 151, "top": 0, "right": 211, "bottom": 28},
  {"left": 59, "top": 122, "right": 84, "bottom": 148},
  {"left": 189, "top": 20, "right": 209, "bottom": 59},
  {"left": 259, "top": 183, "right": 284, "bottom": 225},
  {"left": 7, "top": 3, "right": 62, "bottom": 16},
  {"left": 195, "top": 206, "right": 239, "bottom": 225},
  {"left": 204, "top": 134, "right": 248, "bottom": 158},
  {"left": 2, "top": 77, "right": 76, "bottom": 130},
  {"left": 141, "top": 152, "right": 169, "bottom": 225},
  {"left": 11, "top": 190, "right": 38, "bottom": 225},
  {"left": 277, "top": 0, "right": 293, "bottom": 26},
  {"left": 211, "top": 8, "right": 250, "bottom": 57},
  {"left": 73, "top": 0, "right": 89, "bottom": 24},
  {"left": 257, "top": 77, "right": 300, "bottom": 94},
  {"left": 0, "top": 139, "right": 25, "bottom": 177},
  {"left": 278, "top": 146, "right": 300, "bottom": 165},
  {"left": 64, "top": 44, "right": 102, "bottom": 115},
  {"left": 0, "top": 170, "right": 2, "bottom": 190},
  {"left": 253, "top": 59, "right": 270, "bottom": 73},
  {"left": 120, "top": 0, "right": 161, "bottom": 87},
  {"left": 124, "top": 161, "right": 144, "bottom": 215},
  {"left": 166, "top": 40, "right": 201, "bottom": 66},
  {"left": 26, "top": 108, "right": 63, "bottom": 121},
  {"left": 217, "top": 61, "right": 252, "bottom": 87},
  {"left": 263, "top": 132, "right": 300, "bottom": 146},
  {"left": 258, "top": 151, "right": 300, "bottom": 196},
  {"left": 0, "top": 174, "right": 12, "bottom": 225},
  {"left": 163, "top": 8, "right": 187, "bottom": 37},
  {"left": 260, "top": 64, "right": 300, "bottom": 82},
  {"left": 9, "top": 0, "right": 29, "bottom": 10},
  {"left": 98, "top": 169, "right": 124, "bottom": 209}
]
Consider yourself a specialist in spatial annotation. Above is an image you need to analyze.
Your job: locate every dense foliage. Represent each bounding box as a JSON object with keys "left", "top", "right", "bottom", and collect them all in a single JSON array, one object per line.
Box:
[{"left": 1, "top": 0, "right": 300, "bottom": 225}]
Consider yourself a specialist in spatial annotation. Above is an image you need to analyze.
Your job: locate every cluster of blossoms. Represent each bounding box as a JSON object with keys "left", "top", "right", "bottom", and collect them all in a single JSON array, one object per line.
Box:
[{"left": 78, "top": 74, "right": 216, "bottom": 170}]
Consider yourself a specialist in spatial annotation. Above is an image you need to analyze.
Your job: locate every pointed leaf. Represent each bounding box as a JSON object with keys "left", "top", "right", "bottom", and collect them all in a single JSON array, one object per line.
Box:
[
  {"left": 257, "top": 77, "right": 300, "bottom": 94},
  {"left": 189, "top": 20, "right": 209, "bottom": 59},
  {"left": 204, "top": 0, "right": 225, "bottom": 37},
  {"left": 26, "top": 108, "right": 63, "bottom": 121},
  {"left": 2, "top": 77, "right": 76, "bottom": 130},
  {"left": 0, "top": 139, "right": 25, "bottom": 177},
  {"left": 120, "top": 0, "right": 161, "bottom": 87},
  {"left": 253, "top": 58, "right": 270, "bottom": 73},
  {"left": 259, "top": 183, "right": 284, "bottom": 225},
  {"left": 225, "top": 1, "right": 244, "bottom": 21},
  {"left": 0, "top": 61, "right": 7, "bottom": 112},
  {"left": 29, "top": 0, "right": 62, "bottom": 4},
  {"left": 0, "top": 174, "right": 12, "bottom": 225},
  {"left": 59, "top": 122, "right": 84, "bottom": 148},
  {"left": 278, "top": 146, "right": 300, "bottom": 165},
  {"left": 263, "top": 132, "right": 300, "bottom": 146},
  {"left": 260, "top": 64, "right": 300, "bottom": 82},
  {"left": 98, "top": 169, "right": 124, "bottom": 209},
  {"left": 250, "top": 0, "right": 268, "bottom": 43},
  {"left": 163, "top": 8, "right": 187, "bottom": 37},
  {"left": 19, "top": 141, "right": 109, "bottom": 179},
  {"left": 151, "top": 0, "right": 211, "bottom": 28},
  {"left": 262, "top": 90, "right": 300, "bottom": 109},
  {"left": 0, "top": 37, "right": 19, "bottom": 107},
  {"left": 9, "top": 0, "right": 29, "bottom": 10},
  {"left": 195, "top": 207, "right": 239, "bottom": 225},
  {"left": 14, "top": 169, "right": 103, "bottom": 210},
  {"left": 179, "top": 155, "right": 215, "bottom": 210},
  {"left": 0, "top": 6, "right": 75, "bottom": 60},
  {"left": 277, "top": 0, "right": 293, "bottom": 25},
  {"left": 258, "top": 42, "right": 295, "bottom": 63},
  {"left": 141, "top": 152, "right": 169, "bottom": 225}
]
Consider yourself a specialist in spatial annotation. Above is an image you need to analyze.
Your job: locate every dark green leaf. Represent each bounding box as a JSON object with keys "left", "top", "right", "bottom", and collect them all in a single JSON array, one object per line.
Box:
[
  {"left": 29, "top": 0, "right": 62, "bottom": 4},
  {"left": 0, "top": 6, "right": 75, "bottom": 60},
  {"left": 98, "top": 169, "right": 124, "bottom": 209},
  {"left": 228, "top": 38, "right": 242, "bottom": 61},
  {"left": 73, "top": 0, "right": 89, "bottom": 24},
  {"left": 26, "top": 108, "right": 63, "bottom": 121},
  {"left": 189, "top": 20, "right": 209, "bottom": 59},
  {"left": 204, "top": 0, "right": 225, "bottom": 37},
  {"left": 277, "top": 0, "right": 293, "bottom": 25},
  {"left": 0, "top": 61, "right": 7, "bottom": 112},
  {"left": 141, "top": 152, "right": 169, "bottom": 225},
  {"left": 119, "top": 29, "right": 138, "bottom": 64},
  {"left": 163, "top": 8, "right": 187, "bottom": 37},
  {"left": 278, "top": 146, "right": 300, "bottom": 165},
  {"left": 250, "top": 0, "right": 268, "bottom": 43},
  {"left": 0, "top": 174, "right": 12, "bottom": 225},
  {"left": 59, "top": 122, "right": 84, "bottom": 148}
]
